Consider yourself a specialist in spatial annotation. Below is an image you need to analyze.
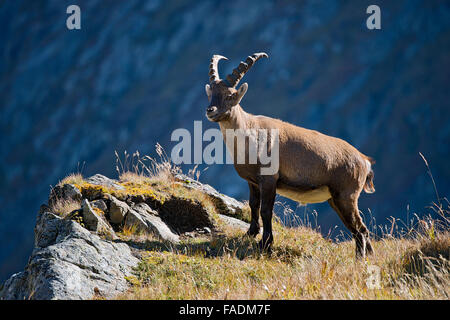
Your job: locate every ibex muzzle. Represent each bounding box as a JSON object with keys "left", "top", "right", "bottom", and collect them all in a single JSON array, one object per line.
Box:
[{"left": 205, "top": 52, "right": 375, "bottom": 259}]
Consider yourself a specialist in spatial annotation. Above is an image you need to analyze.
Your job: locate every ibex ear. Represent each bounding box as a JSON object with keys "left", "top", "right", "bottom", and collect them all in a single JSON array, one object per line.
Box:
[
  {"left": 205, "top": 84, "right": 212, "bottom": 101},
  {"left": 235, "top": 82, "right": 248, "bottom": 103}
]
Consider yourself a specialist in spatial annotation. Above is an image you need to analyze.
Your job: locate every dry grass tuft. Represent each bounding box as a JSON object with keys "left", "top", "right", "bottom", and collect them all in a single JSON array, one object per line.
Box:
[
  {"left": 115, "top": 144, "right": 180, "bottom": 183},
  {"left": 57, "top": 173, "right": 84, "bottom": 187},
  {"left": 119, "top": 224, "right": 140, "bottom": 238},
  {"left": 402, "top": 232, "right": 449, "bottom": 276},
  {"left": 49, "top": 198, "right": 81, "bottom": 218}
]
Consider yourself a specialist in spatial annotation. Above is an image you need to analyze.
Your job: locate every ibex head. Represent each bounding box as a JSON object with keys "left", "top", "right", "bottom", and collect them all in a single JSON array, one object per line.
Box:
[{"left": 205, "top": 52, "right": 268, "bottom": 122}]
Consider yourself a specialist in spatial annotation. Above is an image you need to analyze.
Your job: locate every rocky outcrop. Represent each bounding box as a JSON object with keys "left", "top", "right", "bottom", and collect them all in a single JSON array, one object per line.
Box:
[
  {"left": 81, "top": 199, "right": 116, "bottom": 240},
  {"left": 125, "top": 203, "right": 180, "bottom": 243},
  {"left": 108, "top": 196, "right": 130, "bottom": 224},
  {"left": 217, "top": 214, "right": 250, "bottom": 232},
  {"left": 48, "top": 184, "right": 82, "bottom": 207},
  {"left": 85, "top": 174, "right": 125, "bottom": 190},
  {"left": 0, "top": 209, "right": 138, "bottom": 300},
  {"left": 0, "top": 174, "right": 248, "bottom": 300},
  {"left": 174, "top": 174, "right": 245, "bottom": 217}
]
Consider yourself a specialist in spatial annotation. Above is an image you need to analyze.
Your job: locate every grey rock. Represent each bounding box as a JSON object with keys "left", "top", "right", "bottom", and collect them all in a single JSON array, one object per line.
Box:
[
  {"left": 125, "top": 203, "right": 180, "bottom": 243},
  {"left": 0, "top": 212, "right": 139, "bottom": 300},
  {"left": 48, "top": 184, "right": 82, "bottom": 206},
  {"left": 35, "top": 207, "right": 64, "bottom": 248},
  {"left": 81, "top": 200, "right": 116, "bottom": 240},
  {"left": 85, "top": 174, "right": 125, "bottom": 190},
  {"left": 90, "top": 199, "right": 107, "bottom": 212},
  {"left": 108, "top": 196, "right": 130, "bottom": 224},
  {"left": 174, "top": 174, "right": 244, "bottom": 216},
  {"left": 81, "top": 199, "right": 100, "bottom": 230},
  {"left": 218, "top": 214, "right": 251, "bottom": 232},
  {"left": 124, "top": 208, "right": 148, "bottom": 233}
]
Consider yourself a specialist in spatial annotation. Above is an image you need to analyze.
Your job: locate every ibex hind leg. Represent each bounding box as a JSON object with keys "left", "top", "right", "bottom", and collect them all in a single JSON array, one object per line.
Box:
[
  {"left": 328, "top": 196, "right": 373, "bottom": 259},
  {"left": 328, "top": 198, "right": 362, "bottom": 256}
]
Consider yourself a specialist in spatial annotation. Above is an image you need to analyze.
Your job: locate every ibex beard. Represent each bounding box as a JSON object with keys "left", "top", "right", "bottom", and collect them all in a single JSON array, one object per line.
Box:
[{"left": 205, "top": 52, "right": 375, "bottom": 259}]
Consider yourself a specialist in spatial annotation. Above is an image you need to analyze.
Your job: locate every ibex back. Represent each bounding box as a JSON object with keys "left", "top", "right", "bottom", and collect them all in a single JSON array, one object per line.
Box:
[{"left": 205, "top": 53, "right": 375, "bottom": 258}]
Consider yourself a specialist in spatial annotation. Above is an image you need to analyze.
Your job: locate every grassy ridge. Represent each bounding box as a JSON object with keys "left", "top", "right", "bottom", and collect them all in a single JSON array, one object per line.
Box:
[
  {"left": 115, "top": 216, "right": 449, "bottom": 300},
  {"left": 57, "top": 149, "right": 449, "bottom": 300}
]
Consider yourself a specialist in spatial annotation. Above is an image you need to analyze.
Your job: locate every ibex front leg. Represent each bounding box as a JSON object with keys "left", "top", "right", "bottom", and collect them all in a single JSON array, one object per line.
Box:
[
  {"left": 247, "top": 182, "right": 261, "bottom": 237},
  {"left": 258, "top": 177, "right": 277, "bottom": 252}
]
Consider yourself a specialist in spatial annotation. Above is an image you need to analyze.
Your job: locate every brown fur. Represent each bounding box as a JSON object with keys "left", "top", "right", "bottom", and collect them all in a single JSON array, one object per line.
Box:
[{"left": 205, "top": 53, "right": 375, "bottom": 258}]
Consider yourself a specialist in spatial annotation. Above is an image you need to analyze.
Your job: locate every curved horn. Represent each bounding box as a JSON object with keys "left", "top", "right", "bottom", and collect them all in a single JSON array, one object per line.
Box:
[
  {"left": 209, "top": 55, "right": 228, "bottom": 83},
  {"left": 225, "top": 52, "right": 268, "bottom": 87}
]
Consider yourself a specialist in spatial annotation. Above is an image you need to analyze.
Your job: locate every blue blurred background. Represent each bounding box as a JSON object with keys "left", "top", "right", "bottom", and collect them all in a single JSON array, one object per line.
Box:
[{"left": 1, "top": 0, "right": 449, "bottom": 282}]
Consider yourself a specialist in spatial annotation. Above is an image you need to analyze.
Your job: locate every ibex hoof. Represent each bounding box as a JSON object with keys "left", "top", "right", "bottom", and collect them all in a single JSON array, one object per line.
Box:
[
  {"left": 246, "top": 224, "right": 260, "bottom": 237},
  {"left": 258, "top": 239, "right": 272, "bottom": 253}
]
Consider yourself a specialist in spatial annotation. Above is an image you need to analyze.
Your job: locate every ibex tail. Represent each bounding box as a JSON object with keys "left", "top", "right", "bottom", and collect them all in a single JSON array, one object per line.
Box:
[{"left": 363, "top": 156, "right": 375, "bottom": 194}]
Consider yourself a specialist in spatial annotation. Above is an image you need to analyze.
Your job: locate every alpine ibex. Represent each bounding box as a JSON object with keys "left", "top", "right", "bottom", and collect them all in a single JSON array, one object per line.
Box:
[{"left": 205, "top": 52, "right": 375, "bottom": 258}]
